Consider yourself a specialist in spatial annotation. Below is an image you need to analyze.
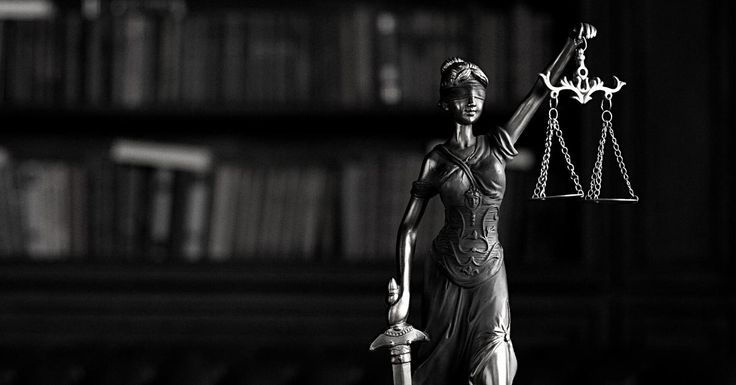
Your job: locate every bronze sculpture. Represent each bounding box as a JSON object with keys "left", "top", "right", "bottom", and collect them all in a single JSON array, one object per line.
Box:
[{"left": 371, "top": 23, "right": 599, "bottom": 385}]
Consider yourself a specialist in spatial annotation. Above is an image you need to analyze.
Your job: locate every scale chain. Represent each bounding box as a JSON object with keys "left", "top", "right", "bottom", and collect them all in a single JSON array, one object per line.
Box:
[
  {"left": 552, "top": 120, "right": 584, "bottom": 196},
  {"left": 587, "top": 120, "right": 607, "bottom": 200},
  {"left": 586, "top": 96, "right": 638, "bottom": 201},
  {"left": 532, "top": 100, "right": 556, "bottom": 199},
  {"left": 608, "top": 124, "right": 638, "bottom": 199},
  {"left": 533, "top": 95, "right": 584, "bottom": 199}
]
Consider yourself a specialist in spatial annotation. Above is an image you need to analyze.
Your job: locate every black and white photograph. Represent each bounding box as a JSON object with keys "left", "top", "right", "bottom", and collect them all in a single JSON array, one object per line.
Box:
[{"left": 0, "top": 0, "right": 733, "bottom": 384}]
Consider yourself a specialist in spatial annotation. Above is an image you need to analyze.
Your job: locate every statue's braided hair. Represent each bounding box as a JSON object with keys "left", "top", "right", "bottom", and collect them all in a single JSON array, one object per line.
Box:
[{"left": 439, "top": 57, "right": 489, "bottom": 90}]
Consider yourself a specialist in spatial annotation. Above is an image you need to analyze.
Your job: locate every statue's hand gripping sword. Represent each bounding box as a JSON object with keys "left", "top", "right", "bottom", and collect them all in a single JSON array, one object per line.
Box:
[{"left": 370, "top": 278, "right": 429, "bottom": 385}]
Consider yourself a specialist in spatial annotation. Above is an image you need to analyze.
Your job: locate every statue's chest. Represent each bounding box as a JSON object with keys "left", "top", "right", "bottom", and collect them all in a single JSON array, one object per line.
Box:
[{"left": 437, "top": 157, "right": 506, "bottom": 206}]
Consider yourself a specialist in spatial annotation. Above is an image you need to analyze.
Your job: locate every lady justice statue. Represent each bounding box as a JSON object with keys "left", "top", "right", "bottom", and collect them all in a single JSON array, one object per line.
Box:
[{"left": 370, "top": 23, "right": 598, "bottom": 385}]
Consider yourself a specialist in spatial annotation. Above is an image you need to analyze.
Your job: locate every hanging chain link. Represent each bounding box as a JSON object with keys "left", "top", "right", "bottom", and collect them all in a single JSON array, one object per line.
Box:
[
  {"left": 552, "top": 120, "right": 584, "bottom": 196},
  {"left": 586, "top": 118, "right": 608, "bottom": 200},
  {"left": 533, "top": 95, "right": 583, "bottom": 199},
  {"left": 532, "top": 96, "right": 556, "bottom": 199},
  {"left": 586, "top": 95, "right": 638, "bottom": 200},
  {"left": 608, "top": 116, "right": 639, "bottom": 200}
]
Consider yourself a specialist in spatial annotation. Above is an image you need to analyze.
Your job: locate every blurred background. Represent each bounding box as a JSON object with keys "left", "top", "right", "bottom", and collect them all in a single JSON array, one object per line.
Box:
[{"left": 0, "top": 0, "right": 733, "bottom": 384}]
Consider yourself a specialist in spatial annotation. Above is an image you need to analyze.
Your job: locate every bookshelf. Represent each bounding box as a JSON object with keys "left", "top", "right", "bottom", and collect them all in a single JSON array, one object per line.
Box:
[
  {"left": 0, "top": 0, "right": 574, "bottom": 111},
  {"left": 0, "top": 0, "right": 581, "bottom": 266},
  {"left": 0, "top": 1, "right": 625, "bottom": 384}
]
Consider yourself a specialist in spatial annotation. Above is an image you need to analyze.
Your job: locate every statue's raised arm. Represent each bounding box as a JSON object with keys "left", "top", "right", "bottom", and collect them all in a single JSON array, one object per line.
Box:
[{"left": 503, "top": 23, "right": 597, "bottom": 144}]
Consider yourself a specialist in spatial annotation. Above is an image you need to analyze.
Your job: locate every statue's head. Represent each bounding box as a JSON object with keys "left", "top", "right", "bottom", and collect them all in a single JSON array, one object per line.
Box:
[{"left": 438, "top": 57, "right": 488, "bottom": 125}]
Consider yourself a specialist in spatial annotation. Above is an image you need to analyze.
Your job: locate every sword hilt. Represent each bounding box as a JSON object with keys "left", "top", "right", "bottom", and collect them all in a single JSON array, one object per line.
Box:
[
  {"left": 370, "top": 278, "right": 429, "bottom": 384},
  {"left": 370, "top": 323, "right": 428, "bottom": 385},
  {"left": 369, "top": 323, "right": 429, "bottom": 351}
]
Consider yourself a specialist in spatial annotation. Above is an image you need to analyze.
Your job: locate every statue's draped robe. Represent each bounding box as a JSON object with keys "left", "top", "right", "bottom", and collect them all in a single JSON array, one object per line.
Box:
[{"left": 411, "top": 127, "right": 518, "bottom": 385}]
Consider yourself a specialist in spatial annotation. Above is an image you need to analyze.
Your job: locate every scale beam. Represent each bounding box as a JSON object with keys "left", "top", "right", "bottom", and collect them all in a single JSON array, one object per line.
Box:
[
  {"left": 540, "top": 38, "right": 626, "bottom": 104},
  {"left": 540, "top": 73, "right": 626, "bottom": 104}
]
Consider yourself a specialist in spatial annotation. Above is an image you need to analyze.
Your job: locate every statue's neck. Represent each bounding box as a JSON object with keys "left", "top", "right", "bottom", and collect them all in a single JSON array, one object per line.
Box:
[{"left": 452, "top": 124, "right": 475, "bottom": 149}]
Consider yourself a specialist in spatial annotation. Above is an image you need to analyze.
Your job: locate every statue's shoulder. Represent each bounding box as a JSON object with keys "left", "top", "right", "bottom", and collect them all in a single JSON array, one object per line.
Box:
[
  {"left": 418, "top": 145, "right": 460, "bottom": 186},
  {"left": 422, "top": 146, "right": 449, "bottom": 173}
]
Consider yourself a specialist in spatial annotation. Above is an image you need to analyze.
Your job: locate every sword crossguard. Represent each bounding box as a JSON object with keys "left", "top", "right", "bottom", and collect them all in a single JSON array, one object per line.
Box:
[{"left": 369, "top": 323, "right": 429, "bottom": 351}]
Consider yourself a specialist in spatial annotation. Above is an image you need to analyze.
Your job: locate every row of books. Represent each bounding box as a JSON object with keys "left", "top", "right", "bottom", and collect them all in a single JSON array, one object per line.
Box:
[
  {"left": 0, "top": 141, "right": 445, "bottom": 262},
  {"left": 0, "top": 3, "right": 555, "bottom": 110}
]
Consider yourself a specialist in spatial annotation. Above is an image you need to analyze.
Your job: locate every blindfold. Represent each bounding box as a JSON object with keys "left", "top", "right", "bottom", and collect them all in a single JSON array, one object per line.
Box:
[{"left": 440, "top": 82, "right": 487, "bottom": 101}]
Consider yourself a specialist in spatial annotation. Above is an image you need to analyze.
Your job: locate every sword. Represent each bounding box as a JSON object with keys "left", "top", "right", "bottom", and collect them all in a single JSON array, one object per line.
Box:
[{"left": 370, "top": 278, "right": 429, "bottom": 385}]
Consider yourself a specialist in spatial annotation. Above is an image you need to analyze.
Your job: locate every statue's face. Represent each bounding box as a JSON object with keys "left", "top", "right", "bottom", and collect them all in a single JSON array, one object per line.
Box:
[{"left": 442, "top": 82, "right": 486, "bottom": 125}]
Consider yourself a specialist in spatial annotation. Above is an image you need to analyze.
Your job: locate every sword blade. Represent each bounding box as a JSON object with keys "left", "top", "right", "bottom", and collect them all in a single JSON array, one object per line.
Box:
[{"left": 392, "top": 362, "right": 412, "bottom": 385}]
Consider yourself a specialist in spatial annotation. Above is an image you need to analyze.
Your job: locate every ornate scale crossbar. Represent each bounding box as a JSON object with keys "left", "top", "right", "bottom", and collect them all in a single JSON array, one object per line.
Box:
[{"left": 531, "top": 38, "right": 639, "bottom": 204}]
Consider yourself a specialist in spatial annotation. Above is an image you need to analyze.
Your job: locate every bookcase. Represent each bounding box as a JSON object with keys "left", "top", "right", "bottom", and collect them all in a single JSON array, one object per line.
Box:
[
  {"left": 11, "top": 0, "right": 734, "bottom": 384},
  {"left": 0, "top": 0, "right": 582, "bottom": 265}
]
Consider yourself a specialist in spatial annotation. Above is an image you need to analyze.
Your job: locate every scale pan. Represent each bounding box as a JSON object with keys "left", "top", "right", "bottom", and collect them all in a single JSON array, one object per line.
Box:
[
  {"left": 584, "top": 197, "right": 639, "bottom": 205},
  {"left": 530, "top": 193, "right": 583, "bottom": 201}
]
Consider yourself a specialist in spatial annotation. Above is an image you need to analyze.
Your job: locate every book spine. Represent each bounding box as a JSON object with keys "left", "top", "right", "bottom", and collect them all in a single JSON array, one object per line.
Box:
[
  {"left": 290, "top": 12, "right": 311, "bottom": 106},
  {"left": 87, "top": 156, "right": 116, "bottom": 260},
  {"left": 62, "top": 12, "right": 83, "bottom": 106},
  {"left": 309, "top": 7, "right": 341, "bottom": 107},
  {"left": 0, "top": 152, "right": 13, "bottom": 257},
  {"left": 207, "top": 165, "right": 238, "bottom": 261},
  {"left": 235, "top": 166, "right": 262, "bottom": 259},
  {"left": 10, "top": 20, "right": 34, "bottom": 104},
  {"left": 69, "top": 164, "right": 88, "bottom": 259},
  {"left": 30, "top": 20, "right": 50, "bottom": 104},
  {"left": 54, "top": 163, "right": 72, "bottom": 258},
  {"left": 17, "top": 161, "right": 69, "bottom": 260},
  {"left": 340, "top": 159, "right": 365, "bottom": 261},
  {"left": 115, "top": 164, "right": 148, "bottom": 261},
  {"left": 112, "top": 10, "right": 155, "bottom": 107},
  {"left": 84, "top": 15, "right": 111, "bottom": 105},
  {"left": 157, "top": 11, "right": 184, "bottom": 105},
  {"left": 299, "top": 166, "right": 326, "bottom": 260},
  {"left": 221, "top": 12, "right": 247, "bottom": 105},
  {"left": 180, "top": 15, "right": 207, "bottom": 105},
  {"left": 148, "top": 167, "right": 174, "bottom": 261},
  {"left": 203, "top": 13, "right": 223, "bottom": 106},
  {"left": 180, "top": 172, "right": 210, "bottom": 262},
  {"left": 281, "top": 166, "right": 302, "bottom": 258},
  {"left": 257, "top": 167, "right": 285, "bottom": 259}
]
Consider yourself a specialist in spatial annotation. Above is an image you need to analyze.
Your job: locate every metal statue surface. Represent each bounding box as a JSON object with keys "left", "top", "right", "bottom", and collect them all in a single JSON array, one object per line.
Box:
[
  {"left": 372, "top": 23, "right": 598, "bottom": 385},
  {"left": 540, "top": 37, "right": 626, "bottom": 104}
]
